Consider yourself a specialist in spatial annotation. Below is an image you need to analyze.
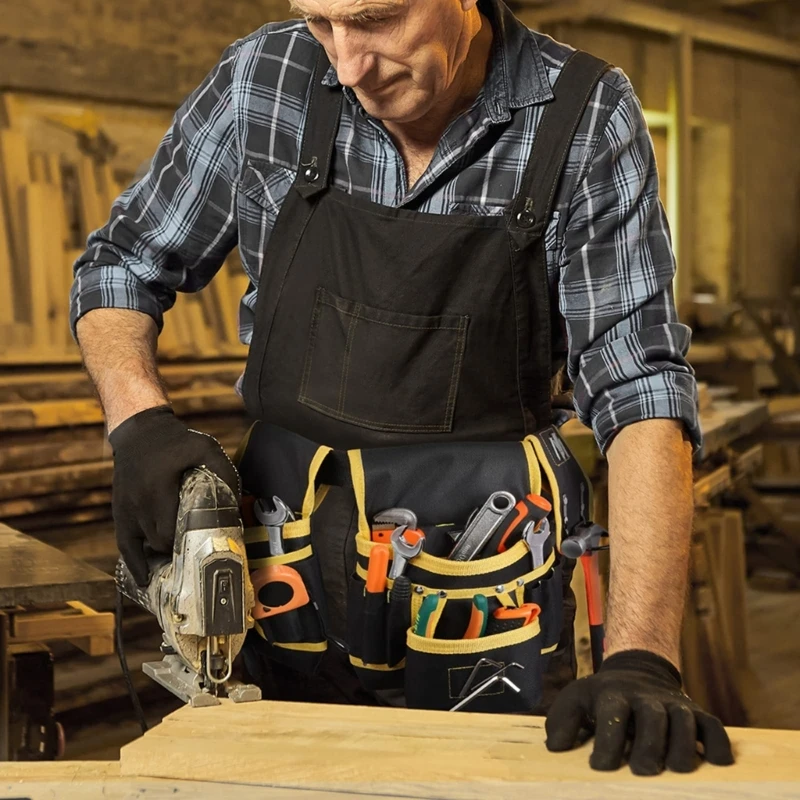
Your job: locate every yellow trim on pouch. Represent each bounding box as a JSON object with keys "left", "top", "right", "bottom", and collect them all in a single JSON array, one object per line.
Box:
[
  {"left": 274, "top": 641, "right": 328, "bottom": 653},
  {"left": 528, "top": 435, "right": 562, "bottom": 548},
  {"left": 246, "top": 519, "right": 312, "bottom": 544},
  {"left": 248, "top": 544, "right": 314, "bottom": 570},
  {"left": 347, "top": 450, "right": 371, "bottom": 537},
  {"left": 303, "top": 446, "right": 333, "bottom": 519},
  {"left": 356, "top": 534, "right": 535, "bottom": 578},
  {"left": 283, "top": 519, "right": 312, "bottom": 540},
  {"left": 349, "top": 655, "right": 406, "bottom": 671},
  {"left": 521, "top": 437, "right": 543, "bottom": 496},
  {"left": 407, "top": 617, "right": 540, "bottom": 656},
  {"left": 356, "top": 550, "right": 557, "bottom": 599}
]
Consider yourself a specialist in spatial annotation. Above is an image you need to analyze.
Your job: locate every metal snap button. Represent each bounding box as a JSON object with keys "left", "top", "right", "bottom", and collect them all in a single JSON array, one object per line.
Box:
[
  {"left": 304, "top": 167, "right": 319, "bottom": 183},
  {"left": 516, "top": 210, "right": 535, "bottom": 228},
  {"left": 516, "top": 197, "right": 536, "bottom": 229}
]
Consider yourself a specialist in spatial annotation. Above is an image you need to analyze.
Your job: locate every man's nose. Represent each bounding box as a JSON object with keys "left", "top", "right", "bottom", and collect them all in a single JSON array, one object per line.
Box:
[{"left": 330, "top": 28, "right": 375, "bottom": 88}]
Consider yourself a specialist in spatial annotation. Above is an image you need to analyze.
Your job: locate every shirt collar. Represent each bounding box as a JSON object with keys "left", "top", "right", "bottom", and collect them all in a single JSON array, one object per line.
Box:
[{"left": 320, "top": 0, "right": 554, "bottom": 122}]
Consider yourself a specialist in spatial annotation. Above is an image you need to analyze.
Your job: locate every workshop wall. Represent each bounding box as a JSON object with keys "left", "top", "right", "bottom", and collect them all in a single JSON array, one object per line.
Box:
[
  {"left": 546, "top": 23, "right": 800, "bottom": 303},
  {"left": 0, "top": 0, "right": 293, "bottom": 106}
]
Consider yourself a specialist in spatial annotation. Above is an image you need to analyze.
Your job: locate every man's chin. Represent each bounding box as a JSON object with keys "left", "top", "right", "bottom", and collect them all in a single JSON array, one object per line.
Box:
[{"left": 356, "top": 91, "right": 428, "bottom": 125}]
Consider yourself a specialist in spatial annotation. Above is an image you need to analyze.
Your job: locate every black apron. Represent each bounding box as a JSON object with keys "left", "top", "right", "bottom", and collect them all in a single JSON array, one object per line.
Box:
[{"left": 238, "top": 47, "right": 608, "bottom": 710}]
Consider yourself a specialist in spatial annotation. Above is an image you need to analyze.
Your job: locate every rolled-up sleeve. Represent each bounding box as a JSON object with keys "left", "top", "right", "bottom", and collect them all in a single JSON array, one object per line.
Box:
[
  {"left": 562, "top": 78, "right": 701, "bottom": 455},
  {"left": 69, "top": 44, "right": 240, "bottom": 338}
]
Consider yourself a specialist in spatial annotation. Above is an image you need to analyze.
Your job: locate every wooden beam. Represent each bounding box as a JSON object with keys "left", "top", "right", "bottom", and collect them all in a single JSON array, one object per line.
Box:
[
  {"left": 674, "top": 32, "right": 694, "bottom": 311},
  {"left": 0, "top": 386, "right": 245, "bottom": 432},
  {"left": 119, "top": 700, "right": 800, "bottom": 789},
  {"left": 10, "top": 601, "right": 114, "bottom": 646},
  {"left": 520, "top": 0, "right": 800, "bottom": 63}
]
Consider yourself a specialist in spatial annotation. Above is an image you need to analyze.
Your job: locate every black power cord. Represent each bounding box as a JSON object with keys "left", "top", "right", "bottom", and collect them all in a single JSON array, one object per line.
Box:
[{"left": 115, "top": 590, "right": 148, "bottom": 735}]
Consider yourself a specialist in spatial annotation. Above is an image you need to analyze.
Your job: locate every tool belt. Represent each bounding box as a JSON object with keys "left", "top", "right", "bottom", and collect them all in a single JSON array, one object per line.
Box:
[{"left": 234, "top": 422, "right": 596, "bottom": 713}]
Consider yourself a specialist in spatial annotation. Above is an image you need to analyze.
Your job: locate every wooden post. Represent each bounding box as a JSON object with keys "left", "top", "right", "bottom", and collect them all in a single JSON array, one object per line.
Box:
[{"left": 673, "top": 32, "right": 694, "bottom": 314}]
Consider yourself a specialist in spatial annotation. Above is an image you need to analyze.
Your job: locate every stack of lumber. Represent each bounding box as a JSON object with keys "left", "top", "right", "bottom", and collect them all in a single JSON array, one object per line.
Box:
[
  {"left": 0, "top": 360, "right": 249, "bottom": 572},
  {"left": 0, "top": 91, "right": 249, "bottom": 365}
]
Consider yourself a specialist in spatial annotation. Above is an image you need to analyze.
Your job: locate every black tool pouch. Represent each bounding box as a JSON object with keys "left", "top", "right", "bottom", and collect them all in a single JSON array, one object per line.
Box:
[
  {"left": 345, "top": 426, "right": 592, "bottom": 713},
  {"left": 234, "top": 422, "right": 331, "bottom": 674}
]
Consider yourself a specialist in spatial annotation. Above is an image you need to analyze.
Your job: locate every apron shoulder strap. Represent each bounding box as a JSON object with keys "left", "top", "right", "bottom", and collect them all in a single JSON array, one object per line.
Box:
[
  {"left": 295, "top": 47, "right": 343, "bottom": 200},
  {"left": 511, "top": 50, "right": 611, "bottom": 237},
  {"left": 511, "top": 50, "right": 611, "bottom": 434}
]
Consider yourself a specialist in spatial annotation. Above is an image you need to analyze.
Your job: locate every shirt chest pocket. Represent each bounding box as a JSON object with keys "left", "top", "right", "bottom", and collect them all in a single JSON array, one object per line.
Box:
[{"left": 238, "top": 160, "right": 296, "bottom": 269}]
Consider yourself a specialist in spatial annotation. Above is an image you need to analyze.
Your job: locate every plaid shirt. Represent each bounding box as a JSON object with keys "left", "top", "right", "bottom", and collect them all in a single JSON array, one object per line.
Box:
[{"left": 69, "top": 0, "right": 700, "bottom": 455}]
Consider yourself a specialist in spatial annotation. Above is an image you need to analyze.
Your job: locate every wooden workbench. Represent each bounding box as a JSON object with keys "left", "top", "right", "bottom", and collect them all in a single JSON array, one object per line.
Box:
[{"left": 1, "top": 701, "right": 799, "bottom": 799}]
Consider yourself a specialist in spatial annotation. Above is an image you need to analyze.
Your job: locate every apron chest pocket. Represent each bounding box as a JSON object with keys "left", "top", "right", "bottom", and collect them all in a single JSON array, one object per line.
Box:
[{"left": 299, "top": 287, "right": 470, "bottom": 434}]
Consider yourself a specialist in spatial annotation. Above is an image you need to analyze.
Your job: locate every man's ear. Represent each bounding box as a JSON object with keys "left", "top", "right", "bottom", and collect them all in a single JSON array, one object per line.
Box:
[{"left": 460, "top": 0, "right": 480, "bottom": 10}]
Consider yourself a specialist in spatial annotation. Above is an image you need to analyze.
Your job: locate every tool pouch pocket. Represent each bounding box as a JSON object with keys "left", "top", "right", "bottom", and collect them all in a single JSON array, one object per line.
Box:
[
  {"left": 345, "top": 427, "right": 589, "bottom": 709},
  {"left": 235, "top": 422, "right": 332, "bottom": 674},
  {"left": 405, "top": 617, "right": 543, "bottom": 713}
]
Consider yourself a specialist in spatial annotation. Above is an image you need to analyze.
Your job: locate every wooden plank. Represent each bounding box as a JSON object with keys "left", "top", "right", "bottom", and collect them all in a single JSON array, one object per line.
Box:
[
  {"left": 0, "top": 487, "right": 112, "bottom": 520},
  {"left": 0, "top": 148, "right": 14, "bottom": 324},
  {"left": 11, "top": 603, "right": 113, "bottom": 644},
  {"left": 0, "top": 129, "right": 31, "bottom": 318},
  {"left": 0, "top": 433, "right": 241, "bottom": 500},
  {"left": 519, "top": 0, "right": 800, "bottom": 63},
  {"left": 19, "top": 182, "right": 54, "bottom": 352},
  {"left": 184, "top": 295, "right": 218, "bottom": 356},
  {"left": 0, "top": 523, "right": 115, "bottom": 608},
  {"left": 768, "top": 395, "right": 800, "bottom": 418},
  {"left": 675, "top": 31, "right": 693, "bottom": 310},
  {"left": 118, "top": 700, "right": 800, "bottom": 791},
  {"left": 694, "top": 465, "right": 733, "bottom": 507},
  {"left": 0, "top": 359, "right": 246, "bottom": 402},
  {"left": 76, "top": 155, "right": 106, "bottom": 239},
  {"left": 22, "top": 181, "right": 71, "bottom": 354},
  {"left": 3, "top": 777, "right": 800, "bottom": 800},
  {"left": 1, "top": 768, "right": 457, "bottom": 800},
  {"left": 212, "top": 264, "right": 242, "bottom": 345},
  {"left": 0, "top": 386, "right": 244, "bottom": 431},
  {"left": 699, "top": 400, "right": 770, "bottom": 457}
]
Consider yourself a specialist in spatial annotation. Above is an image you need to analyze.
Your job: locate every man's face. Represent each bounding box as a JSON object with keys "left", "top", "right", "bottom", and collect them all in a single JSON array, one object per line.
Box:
[{"left": 290, "top": 0, "right": 476, "bottom": 124}]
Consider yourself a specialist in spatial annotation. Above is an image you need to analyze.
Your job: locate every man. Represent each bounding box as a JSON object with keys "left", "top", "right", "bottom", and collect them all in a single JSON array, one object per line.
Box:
[{"left": 70, "top": 0, "right": 734, "bottom": 775}]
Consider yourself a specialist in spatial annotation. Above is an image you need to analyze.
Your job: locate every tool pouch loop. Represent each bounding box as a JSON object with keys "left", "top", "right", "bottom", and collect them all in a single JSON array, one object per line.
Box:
[{"left": 234, "top": 422, "right": 332, "bottom": 674}]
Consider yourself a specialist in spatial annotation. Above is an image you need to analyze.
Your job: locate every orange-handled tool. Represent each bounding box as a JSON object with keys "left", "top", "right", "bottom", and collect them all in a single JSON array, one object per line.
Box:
[
  {"left": 366, "top": 544, "right": 391, "bottom": 593},
  {"left": 250, "top": 565, "right": 310, "bottom": 620},
  {"left": 496, "top": 494, "right": 552, "bottom": 553},
  {"left": 486, "top": 603, "right": 541, "bottom": 635},
  {"left": 463, "top": 594, "right": 489, "bottom": 639},
  {"left": 581, "top": 552, "right": 605, "bottom": 672}
]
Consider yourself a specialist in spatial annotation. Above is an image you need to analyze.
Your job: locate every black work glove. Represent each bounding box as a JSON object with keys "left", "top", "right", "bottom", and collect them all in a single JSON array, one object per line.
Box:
[
  {"left": 545, "top": 650, "right": 735, "bottom": 775},
  {"left": 108, "top": 405, "right": 241, "bottom": 587}
]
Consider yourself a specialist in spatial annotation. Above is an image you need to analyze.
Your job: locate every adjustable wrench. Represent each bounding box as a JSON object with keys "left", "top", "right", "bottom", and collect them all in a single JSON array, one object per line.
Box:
[
  {"left": 254, "top": 496, "right": 295, "bottom": 557},
  {"left": 448, "top": 491, "right": 516, "bottom": 562},
  {"left": 523, "top": 517, "right": 551, "bottom": 570},
  {"left": 389, "top": 526, "right": 425, "bottom": 580}
]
